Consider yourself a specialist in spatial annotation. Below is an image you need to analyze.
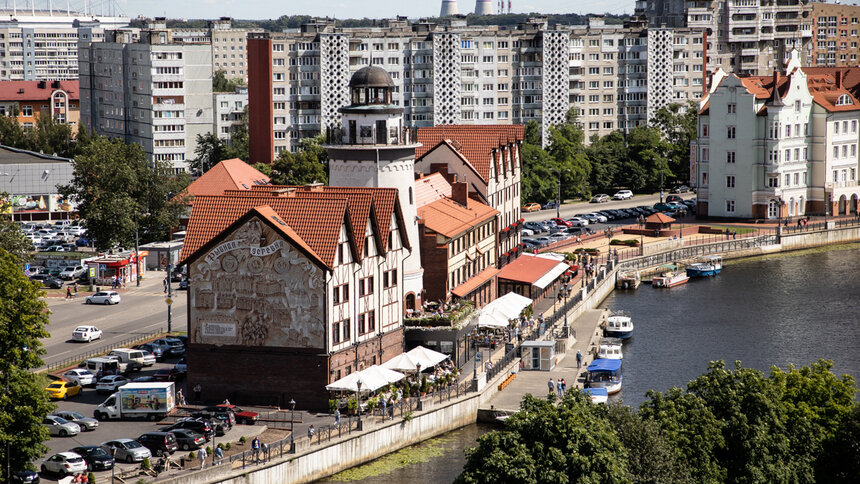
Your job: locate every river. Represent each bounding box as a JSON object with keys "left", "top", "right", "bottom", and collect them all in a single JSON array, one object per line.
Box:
[{"left": 320, "top": 245, "right": 860, "bottom": 483}]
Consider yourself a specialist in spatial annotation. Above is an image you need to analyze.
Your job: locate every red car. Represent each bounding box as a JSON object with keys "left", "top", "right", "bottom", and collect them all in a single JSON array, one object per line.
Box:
[
  {"left": 152, "top": 369, "right": 179, "bottom": 382},
  {"left": 550, "top": 218, "right": 573, "bottom": 228}
]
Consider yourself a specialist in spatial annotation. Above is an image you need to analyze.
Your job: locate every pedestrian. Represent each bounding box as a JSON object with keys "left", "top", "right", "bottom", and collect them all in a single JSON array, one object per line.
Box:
[
  {"left": 547, "top": 378, "right": 554, "bottom": 394},
  {"left": 382, "top": 398, "right": 388, "bottom": 420},
  {"left": 561, "top": 378, "right": 567, "bottom": 394},
  {"left": 198, "top": 446, "right": 207, "bottom": 469},
  {"left": 251, "top": 436, "right": 261, "bottom": 462},
  {"left": 193, "top": 383, "right": 202, "bottom": 403},
  {"left": 308, "top": 424, "right": 315, "bottom": 440},
  {"left": 556, "top": 379, "right": 563, "bottom": 397},
  {"left": 66, "top": 286, "right": 72, "bottom": 299},
  {"left": 176, "top": 389, "right": 185, "bottom": 406},
  {"left": 163, "top": 278, "right": 168, "bottom": 293},
  {"left": 334, "top": 407, "right": 341, "bottom": 425},
  {"left": 214, "top": 445, "right": 223, "bottom": 465},
  {"left": 73, "top": 282, "right": 78, "bottom": 297},
  {"left": 576, "top": 349, "right": 582, "bottom": 368}
]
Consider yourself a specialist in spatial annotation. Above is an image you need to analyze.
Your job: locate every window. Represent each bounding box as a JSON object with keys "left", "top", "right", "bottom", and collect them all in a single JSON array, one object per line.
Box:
[
  {"left": 21, "top": 105, "right": 32, "bottom": 116},
  {"left": 786, "top": 124, "right": 791, "bottom": 137},
  {"left": 333, "top": 284, "right": 349, "bottom": 304},
  {"left": 727, "top": 103, "right": 736, "bottom": 114},
  {"left": 794, "top": 172, "right": 800, "bottom": 185},
  {"left": 726, "top": 200, "right": 735, "bottom": 213},
  {"left": 785, "top": 174, "right": 791, "bottom": 186},
  {"left": 726, "top": 151, "right": 736, "bottom": 163},
  {"left": 835, "top": 121, "right": 840, "bottom": 134},
  {"left": 342, "top": 318, "right": 350, "bottom": 341},
  {"left": 727, "top": 126, "right": 736, "bottom": 139},
  {"left": 383, "top": 269, "right": 398, "bottom": 288},
  {"left": 726, "top": 175, "right": 736, "bottom": 188},
  {"left": 332, "top": 321, "right": 342, "bottom": 344},
  {"left": 702, "top": 124, "right": 709, "bottom": 137},
  {"left": 834, "top": 146, "right": 839, "bottom": 158}
]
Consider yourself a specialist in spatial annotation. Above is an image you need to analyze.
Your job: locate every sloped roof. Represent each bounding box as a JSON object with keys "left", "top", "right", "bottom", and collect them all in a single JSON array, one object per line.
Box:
[
  {"left": 496, "top": 253, "right": 567, "bottom": 285},
  {"left": 451, "top": 266, "right": 500, "bottom": 298},
  {"left": 415, "top": 125, "right": 524, "bottom": 182},
  {"left": 418, "top": 197, "right": 498, "bottom": 238},
  {"left": 246, "top": 205, "right": 325, "bottom": 266},
  {"left": 646, "top": 213, "right": 675, "bottom": 224},
  {"left": 414, "top": 172, "right": 453, "bottom": 207},
  {"left": 184, "top": 159, "right": 270, "bottom": 199},
  {"left": 0, "top": 80, "right": 79, "bottom": 101}
]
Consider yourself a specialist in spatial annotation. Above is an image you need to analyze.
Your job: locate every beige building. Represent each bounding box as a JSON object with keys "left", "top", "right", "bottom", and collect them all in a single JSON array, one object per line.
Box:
[
  {"left": 810, "top": 2, "right": 860, "bottom": 67},
  {"left": 170, "top": 18, "right": 262, "bottom": 83}
]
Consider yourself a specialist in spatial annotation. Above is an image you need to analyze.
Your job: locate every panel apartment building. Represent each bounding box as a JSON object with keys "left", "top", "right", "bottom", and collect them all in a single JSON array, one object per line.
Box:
[
  {"left": 808, "top": 1, "right": 860, "bottom": 67},
  {"left": 170, "top": 17, "right": 263, "bottom": 83},
  {"left": 246, "top": 16, "right": 710, "bottom": 160},
  {"left": 0, "top": 9, "right": 128, "bottom": 81},
  {"left": 78, "top": 28, "right": 213, "bottom": 172}
]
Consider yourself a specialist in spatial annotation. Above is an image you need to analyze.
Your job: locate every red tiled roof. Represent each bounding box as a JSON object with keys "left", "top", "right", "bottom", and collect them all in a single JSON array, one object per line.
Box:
[
  {"left": 646, "top": 213, "right": 675, "bottom": 224},
  {"left": 732, "top": 67, "right": 860, "bottom": 113},
  {"left": 451, "top": 266, "right": 500, "bottom": 298},
  {"left": 248, "top": 205, "right": 325, "bottom": 266},
  {"left": 415, "top": 125, "right": 524, "bottom": 182},
  {"left": 496, "top": 254, "right": 565, "bottom": 285},
  {"left": 414, "top": 173, "right": 453, "bottom": 207},
  {"left": 184, "top": 159, "right": 270, "bottom": 200},
  {"left": 418, "top": 197, "right": 498, "bottom": 238},
  {"left": 0, "top": 80, "right": 79, "bottom": 101}
]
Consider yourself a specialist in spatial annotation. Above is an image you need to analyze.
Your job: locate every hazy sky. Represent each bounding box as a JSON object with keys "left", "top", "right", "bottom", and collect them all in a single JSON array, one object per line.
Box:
[{"left": 117, "top": 0, "right": 636, "bottom": 20}]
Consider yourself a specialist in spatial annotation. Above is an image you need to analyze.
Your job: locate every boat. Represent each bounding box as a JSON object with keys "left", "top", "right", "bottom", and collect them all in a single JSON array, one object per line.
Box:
[
  {"left": 686, "top": 255, "right": 723, "bottom": 278},
  {"left": 597, "top": 337, "right": 624, "bottom": 360},
  {"left": 616, "top": 271, "right": 641, "bottom": 289},
  {"left": 585, "top": 359, "right": 622, "bottom": 394},
  {"left": 604, "top": 314, "right": 634, "bottom": 339},
  {"left": 651, "top": 264, "right": 689, "bottom": 288},
  {"left": 582, "top": 387, "right": 609, "bottom": 404}
]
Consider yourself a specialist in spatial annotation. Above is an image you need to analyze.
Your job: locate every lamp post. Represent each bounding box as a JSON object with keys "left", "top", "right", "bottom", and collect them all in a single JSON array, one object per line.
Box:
[
  {"left": 289, "top": 399, "right": 296, "bottom": 452},
  {"left": 356, "top": 379, "right": 363, "bottom": 430}
]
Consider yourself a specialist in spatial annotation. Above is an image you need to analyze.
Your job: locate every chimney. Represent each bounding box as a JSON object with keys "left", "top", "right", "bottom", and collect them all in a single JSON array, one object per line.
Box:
[
  {"left": 452, "top": 181, "right": 469, "bottom": 206},
  {"left": 474, "top": 0, "right": 493, "bottom": 15},
  {"left": 835, "top": 70, "right": 843, "bottom": 88},
  {"left": 440, "top": 0, "right": 459, "bottom": 16},
  {"left": 430, "top": 163, "right": 455, "bottom": 183}
]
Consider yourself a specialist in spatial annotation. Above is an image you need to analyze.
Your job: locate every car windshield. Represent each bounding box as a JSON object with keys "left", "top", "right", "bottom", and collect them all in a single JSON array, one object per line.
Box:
[
  {"left": 48, "top": 383, "right": 63, "bottom": 389},
  {"left": 74, "top": 327, "right": 89, "bottom": 332},
  {"left": 88, "top": 448, "right": 109, "bottom": 457},
  {"left": 65, "top": 412, "right": 84, "bottom": 419},
  {"left": 124, "top": 441, "right": 143, "bottom": 449},
  {"left": 67, "top": 457, "right": 84, "bottom": 463},
  {"left": 53, "top": 417, "right": 69, "bottom": 424}
]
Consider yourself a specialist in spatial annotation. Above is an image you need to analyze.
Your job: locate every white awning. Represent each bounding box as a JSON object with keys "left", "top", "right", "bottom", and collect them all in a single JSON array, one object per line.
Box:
[
  {"left": 478, "top": 292, "right": 533, "bottom": 328},
  {"left": 405, "top": 346, "right": 449, "bottom": 368},
  {"left": 477, "top": 307, "right": 511, "bottom": 328},
  {"left": 381, "top": 353, "right": 420, "bottom": 372},
  {"left": 325, "top": 365, "right": 406, "bottom": 393},
  {"left": 532, "top": 262, "right": 570, "bottom": 290}
]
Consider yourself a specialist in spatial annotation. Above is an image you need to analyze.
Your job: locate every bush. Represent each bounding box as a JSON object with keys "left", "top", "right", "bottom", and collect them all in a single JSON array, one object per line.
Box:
[
  {"left": 206, "top": 445, "right": 213, "bottom": 454},
  {"left": 141, "top": 457, "right": 151, "bottom": 470},
  {"left": 346, "top": 396, "right": 358, "bottom": 415},
  {"left": 189, "top": 451, "right": 196, "bottom": 460},
  {"left": 225, "top": 442, "right": 232, "bottom": 450},
  {"left": 239, "top": 436, "right": 246, "bottom": 444},
  {"left": 610, "top": 239, "right": 639, "bottom": 247},
  {"left": 217, "top": 442, "right": 225, "bottom": 450},
  {"left": 328, "top": 399, "right": 337, "bottom": 413},
  {"left": 88, "top": 472, "right": 96, "bottom": 484}
]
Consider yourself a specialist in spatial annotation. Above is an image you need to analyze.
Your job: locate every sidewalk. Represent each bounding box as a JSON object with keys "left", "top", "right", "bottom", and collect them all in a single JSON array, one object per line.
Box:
[{"left": 46, "top": 269, "right": 173, "bottom": 299}]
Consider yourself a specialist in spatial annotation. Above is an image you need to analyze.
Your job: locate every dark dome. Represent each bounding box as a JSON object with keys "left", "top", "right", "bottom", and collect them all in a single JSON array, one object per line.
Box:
[{"left": 349, "top": 66, "right": 394, "bottom": 88}]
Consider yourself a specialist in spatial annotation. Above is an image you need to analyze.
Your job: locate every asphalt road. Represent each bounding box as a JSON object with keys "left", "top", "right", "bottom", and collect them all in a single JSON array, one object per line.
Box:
[
  {"left": 522, "top": 192, "right": 694, "bottom": 223},
  {"left": 41, "top": 275, "right": 188, "bottom": 369}
]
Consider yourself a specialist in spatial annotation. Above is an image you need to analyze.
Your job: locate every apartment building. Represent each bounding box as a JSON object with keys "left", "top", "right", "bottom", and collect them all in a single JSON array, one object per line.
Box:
[
  {"left": 170, "top": 17, "right": 262, "bottom": 83},
  {"left": 213, "top": 86, "right": 248, "bottom": 144},
  {"left": 638, "top": 0, "right": 813, "bottom": 76},
  {"left": 78, "top": 28, "right": 213, "bottom": 172},
  {"left": 809, "top": 1, "right": 860, "bottom": 67},
  {"left": 0, "top": 10, "right": 128, "bottom": 81},
  {"left": 246, "top": 16, "right": 709, "bottom": 156},
  {"left": 695, "top": 53, "right": 860, "bottom": 219},
  {"left": 0, "top": 79, "right": 79, "bottom": 131}
]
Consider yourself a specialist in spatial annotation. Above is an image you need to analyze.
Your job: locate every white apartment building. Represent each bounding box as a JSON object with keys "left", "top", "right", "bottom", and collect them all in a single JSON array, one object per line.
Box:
[
  {"left": 78, "top": 28, "right": 213, "bottom": 172},
  {"left": 695, "top": 53, "right": 860, "bottom": 219},
  {"left": 0, "top": 10, "right": 128, "bottom": 80},
  {"left": 213, "top": 86, "right": 247, "bottom": 144},
  {"left": 247, "top": 16, "right": 709, "bottom": 158}
]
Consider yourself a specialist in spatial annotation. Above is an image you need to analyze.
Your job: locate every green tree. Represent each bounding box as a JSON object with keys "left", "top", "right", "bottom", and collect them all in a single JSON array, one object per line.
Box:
[
  {"left": 547, "top": 126, "right": 591, "bottom": 200},
  {"left": 29, "top": 116, "right": 74, "bottom": 158},
  {"left": 586, "top": 131, "right": 627, "bottom": 192},
  {"left": 816, "top": 402, "right": 860, "bottom": 482},
  {"left": 270, "top": 135, "right": 328, "bottom": 185},
  {"left": 651, "top": 101, "right": 698, "bottom": 187},
  {"left": 520, "top": 142, "right": 555, "bottom": 204},
  {"left": 0, "top": 249, "right": 54, "bottom": 480},
  {"left": 59, "top": 137, "right": 189, "bottom": 250},
  {"left": 212, "top": 69, "right": 245, "bottom": 93},
  {"left": 627, "top": 126, "right": 671, "bottom": 193},
  {"left": 190, "top": 132, "right": 232, "bottom": 177},
  {"left": 0, "top": 195, "right": 33, "bottom": 259}
]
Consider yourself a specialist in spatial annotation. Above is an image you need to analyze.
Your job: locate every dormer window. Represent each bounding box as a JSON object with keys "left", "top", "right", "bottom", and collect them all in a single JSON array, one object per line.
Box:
[{"left": 836, "top": 94, "right": 852, "bottom": 106}]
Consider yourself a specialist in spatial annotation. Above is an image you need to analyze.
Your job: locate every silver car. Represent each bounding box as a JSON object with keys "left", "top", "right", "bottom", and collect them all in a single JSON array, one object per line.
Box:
[
  {"left": 101, "top": 439, "right": 152, "bottom": 463},
  {"left": 42, "top": 415, "right": 81, "bottom": 437},
  {"left": 52, "top": 411, "right": 99, "bottom": 431}
]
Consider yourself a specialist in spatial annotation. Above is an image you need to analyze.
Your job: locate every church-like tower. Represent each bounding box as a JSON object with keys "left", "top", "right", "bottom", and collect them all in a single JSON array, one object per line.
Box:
[{"left": 327, "top": 66, "right": 424, "bottom": 311}]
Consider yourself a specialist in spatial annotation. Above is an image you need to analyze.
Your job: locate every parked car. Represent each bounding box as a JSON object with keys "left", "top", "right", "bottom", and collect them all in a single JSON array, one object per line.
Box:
[
  {"left": 69, "top": 446, "right": 114, "bottom": 472},
  {"left": 613, "top": 190, "right": 634, "bottom": 200},
  {"left": 520, "top": 228, "right": 534, "bottom": 237},
  {"left": 43, "top": 245, "right": 68, "bottom": 252},
  {"left": 42, "top": 416, "right": 80, "bottom": 437},
  {"left": 136, "top": 431, "right": 178, "bottom": 457},
  {"left": 59, "top": 265, "right": 85, "bottom": 280},
  {"left": 53, "top": 411, "right": 99, "bottom": 431},
  {"left": 665, "top": 195, "right": 683, "bottom": 203},
  {"left": 45, "top": 381, "right": 82, "bottom": 400},
  {"left": 568, "top": 217, "right": 589, "bottom": 227},
  {"left": 152, "top": 368, "right": 180, "bottom": 382},
  {"left": 590, "top": 194, "right": 610, "bottom": 203},
  {"left": 96, "top": 375, "right": 129, "bottom": 393},
  {"left": 62, "top": 369, "right": 96, "bottom": 387},
  {"left": 533, "top": 236, "right": 552, "bottom": 246},
  {"left": 542, "top": 200, "right": 559, "bottom": 210},
  {"left": 40, "top": 452, "right": 87, "bottom": 478},
  {"left": 75, "top": 237, "right": 90, "bottom": 247},
  {"left": 192, "top": 408, "right": 235, "bottom": 434},
  {"left": 523, "top": 221, "right": 546, "bottom": 232},
  {"left": 215, "top": 404, "right": 259, "bottom": 425},
  {"left": 671, "top": 185, "right": 690, "bottom": 193},
  {"left": 653, "top": 202, "right": 674, "bottom": 212},
  {"left": 152, "top": 337, "right": 185, "bottom": 357},
  {"left": 522, "top": 202, "right": 541, "bottom": 212},
  {"left": 173, "top": 358, "right": 187, "bottom": 375},
  {"left": 10, "top": 469, "right": 39, "bottom": 484},
  {"left": 164, "top": 418, "right": 214, "bottom": 441},
  {"left": 136, "top": 350, "right": 157, "bottom": 367},
  {"left": 100, "top": 439, "right": 152, "bottom": 464},
  {"left": 170, "top": 429, "right": 207, "bottom": 451},
  {"left": 550, "top": 217, "right": 572, "bottom": 228},
  {"left": 521, "top": 238, "right": 542, "bottom": 249},
  {"left": 29, "top": 274, "right": 63, "bottom": 289},
  {"left": 85, "top": 291, "right": 121, "bottom": 305},
  {"left": 178, "top": 278, "right": 189, "bottom": 290},
  {"left": 133, "top": 343, "right": 166, "bottom": 361},
  {"left": 72, "top": 325, "right": 102, "bottom": 342}
]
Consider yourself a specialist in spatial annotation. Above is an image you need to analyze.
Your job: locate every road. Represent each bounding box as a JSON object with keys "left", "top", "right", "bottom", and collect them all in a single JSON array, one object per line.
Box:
[
  {"left": 41, "top": 274, "right": 188, "bottom": 369},
  {"left": 522, "top": 192, "right": 693, "bottom": 223}
]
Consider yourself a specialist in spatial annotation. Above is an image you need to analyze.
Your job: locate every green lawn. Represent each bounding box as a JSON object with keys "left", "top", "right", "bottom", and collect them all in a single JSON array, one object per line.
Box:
[{"left": 704, "top": 225, "right": 757, "bottom": 235}]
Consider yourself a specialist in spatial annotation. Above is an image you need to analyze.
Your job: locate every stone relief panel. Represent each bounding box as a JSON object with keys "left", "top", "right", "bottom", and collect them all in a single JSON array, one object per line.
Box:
[{"left": 190, "top": 217, "right": 325, "bottom": 349}]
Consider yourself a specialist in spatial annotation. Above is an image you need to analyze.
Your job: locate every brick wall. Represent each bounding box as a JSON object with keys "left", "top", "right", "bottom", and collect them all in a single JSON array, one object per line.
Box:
[{"left": 419, "top": 227, "right": 449, "bottom": 302}]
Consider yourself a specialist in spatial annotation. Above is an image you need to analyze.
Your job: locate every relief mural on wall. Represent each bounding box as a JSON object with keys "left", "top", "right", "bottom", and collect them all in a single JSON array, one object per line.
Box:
[{"left": 190, "top": 217, "right": 325, "bottom": 349}]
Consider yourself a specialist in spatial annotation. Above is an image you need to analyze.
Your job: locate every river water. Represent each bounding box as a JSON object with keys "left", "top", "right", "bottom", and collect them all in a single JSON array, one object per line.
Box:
[{"left": 321, "top": 245, "right": 860, "bottom": 483}]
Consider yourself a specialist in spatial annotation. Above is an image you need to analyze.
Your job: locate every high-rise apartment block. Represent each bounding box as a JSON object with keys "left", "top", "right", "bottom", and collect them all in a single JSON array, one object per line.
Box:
[
  {"left": 809, "top": 1, "right": 860, "bottom": 67},
  {"left": 0, "top": 9, "right": 128, "bottom": 81},
  {"left": 247, "top": 16, "right": 708, "bottom": 161},
  {"left": 170, "top": 17, "right": 263, "bottom": 83},
  {"left": 78, "top": 28, "right": 213, "bottom": 172},
  {"left": 213, "top": 86, "right": 248, "bottom": 145}
]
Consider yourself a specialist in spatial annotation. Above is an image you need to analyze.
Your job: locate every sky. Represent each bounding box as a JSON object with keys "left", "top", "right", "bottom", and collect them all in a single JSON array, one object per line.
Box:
[{"left": 116, "top": 0, "right": 636, "bottom": 20}]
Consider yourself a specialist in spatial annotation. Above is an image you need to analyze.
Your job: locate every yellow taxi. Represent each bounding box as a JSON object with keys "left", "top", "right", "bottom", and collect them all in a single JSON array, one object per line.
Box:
[
  {"left": 45, "top": 380, "right": 82, "bottom": 400},
  {"left": 522, "top": 203, "right": 541, "bottom": 213}
]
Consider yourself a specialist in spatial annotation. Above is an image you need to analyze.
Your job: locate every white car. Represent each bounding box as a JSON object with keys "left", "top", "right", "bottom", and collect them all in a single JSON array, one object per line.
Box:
[
  {"left": 568, "top": 217, "right": 589, "bottom": 227},
  {"left": 138, "top": 350, "right": 157, "bottom": 367},
  {"left": 42, "top": 415, "right": 81, "bottom": 437},
  {"left": 96, "top": 375, "right": 129, "bottom": 393},
  {"left": 62, "top": 368, "right": 96, "bottom": 386},
  {"left": 86, "top": 291, "right": 121, "bottom": 305},
  {"left": 587, "top": 212, "right": 608, "bottom": 223},
  {"left": 59, "top": 265, "right": 85, "bottom": 280},
  {"left": 613, "top": 190, "right": 634, "bottom": 200},
  {"left": 41, "top": 452, "right": 87, "bottom": 478},
  {"left": 521, "top": 228, "right": 534, "bottom": 236},
  {"left": 72, "top": 325, "right": 102, "bottom": 342}
]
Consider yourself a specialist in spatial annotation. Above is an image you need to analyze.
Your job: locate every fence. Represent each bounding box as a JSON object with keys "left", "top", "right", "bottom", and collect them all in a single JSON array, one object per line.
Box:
[
  {"left": 40, "top": 329, "right": 162, "bottom": 374},
  {"left": 617, "top": 234, "right": 778, "bottom": 272},
  {"left": 781, "top": 216, "right": 860, "bottom": 235}
]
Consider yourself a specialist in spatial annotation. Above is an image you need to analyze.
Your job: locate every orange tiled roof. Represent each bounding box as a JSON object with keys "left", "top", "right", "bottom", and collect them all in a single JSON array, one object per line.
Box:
[
  {"left": 414, "top": 172, "right": 453, "bottom": 207},
  {"left": 247, "top": 205, "right": 325, "bottom": 266},
  {"left": 646, "top": 213, "right": 675, "bottom": 224},
  {"left": 451, "top": 266, "right": 500, "bottom": 298},
  {"left": 179, "top": 194, "right": 348, "bottom": 268},
  {"left": 496, "top": 254, "right": 565, "bottom": 285},
  {"left": 732, "top": 67, "right": 860, "bottom": 113},
  {"left": 184, "top": 159, "right": 270, "bottom": 200},
  {"left": 0, "top": 80, "right": 79, "bottom": 101},
  {"left": 418, "top": 197, "right": 498, "bottom": 238},
  {"left": 415, "top": 125, "right": 524, "bottom": 182}
]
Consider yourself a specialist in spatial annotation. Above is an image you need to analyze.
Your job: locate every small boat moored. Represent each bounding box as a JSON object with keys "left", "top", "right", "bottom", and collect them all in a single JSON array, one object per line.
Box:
[
  {"left": 582, "top": 387, "right": 609, "bottom": 404},
  {"left": 597, "top": 337, "right": 624, "bottom": 360},
  {"left": 604, "top": 314, "right": 634, "bottom": 339},
  {"left": 651, "top": 264, "right": 690, "bottom": 288},
  {"left": 585, "top": 358, "right": 623, "bottom": 394},
  {"left": 686, "top": 255, "right": 723, "bottom": 278},
  {"left": 616, "top": 271, "right": 641, "bottom": 289}
]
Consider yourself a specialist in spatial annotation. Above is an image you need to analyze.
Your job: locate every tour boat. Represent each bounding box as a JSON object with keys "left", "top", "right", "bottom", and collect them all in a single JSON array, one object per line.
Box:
[
  {"left": 616, "top": 271, "right": 641, "bottom": 289},
  {"left": 582, "top": 387, "right": 609, "bottom": 404},
  {"left": 686, "top": 255, "right": 723, "bottom": 278},
  {"left": 604, "top": 314, "right": 634, "bottom": 339},
  {"left": 651, "top": 265, "right": 690, "bottom": 288},
  {"left": 597, "top": 337, "right": 624, "bottom": 360},
  {"left": 585, "top": 359, "right": 623, "bottom": 394}
]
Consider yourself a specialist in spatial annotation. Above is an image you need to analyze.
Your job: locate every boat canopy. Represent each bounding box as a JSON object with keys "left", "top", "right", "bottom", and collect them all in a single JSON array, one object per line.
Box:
[
  {"left": 587, "top": 359, "right": 622, "bottom": 372},
  {"left": 582, "top": 387, "right": 609, "bottom": 397}
]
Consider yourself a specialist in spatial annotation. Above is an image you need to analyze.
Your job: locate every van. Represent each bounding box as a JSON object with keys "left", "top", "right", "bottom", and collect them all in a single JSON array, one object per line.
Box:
[
  {"left": 108, "top": 349, "right": 146, "bottom": 372},
  {"left": 136, "top": 431, "right": 178, "bottom": 456},
  {"left": 79, "top": 357, "right": 125, "bottom": 376}
]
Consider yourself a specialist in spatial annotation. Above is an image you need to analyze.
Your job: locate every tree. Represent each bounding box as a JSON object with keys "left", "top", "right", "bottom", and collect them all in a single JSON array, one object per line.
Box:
[
  {"left": 651, "top": 101, "right": 698, "bottom": 186},
  {"left": 190, "top": 133, "right": 232, "bottom": 177},
  {"left": 816, "top": 402, "right": 860, "bottom": 482},
  {"left": 547, "top": 126, "right": 591, "bottom": 200},
  {"left": 0, "top": 195, "right": 33, "bottom": 259},
  {"left": 627, "top": 126, "right": 671, "bottom": 193},
  {"left": 59, "top": 137, "right": 190, "bottom": 250},
  {"left": 212, "top": 69, "right": 245, "bottom": 93},
  {"left": 0, "top": 249, "right": 54, "bottom": 479},
  {"left": 227, "top": 107, "right": 250, "bottom": 162},
  {"left": 269, "top": 135, "right": 328, "bottom": 185},
  {"left": 586, "top": 131, "right": 627, "bottom": 192}
]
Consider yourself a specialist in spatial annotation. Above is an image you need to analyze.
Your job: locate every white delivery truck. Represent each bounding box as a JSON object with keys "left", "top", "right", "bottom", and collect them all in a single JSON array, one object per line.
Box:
[{"left": 94, "top": 382, "right": 175, "bottom": 421}]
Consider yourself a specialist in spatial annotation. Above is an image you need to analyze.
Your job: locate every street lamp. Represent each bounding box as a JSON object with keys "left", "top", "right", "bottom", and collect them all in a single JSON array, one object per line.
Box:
[
  {"left": 289, "top": 398, "right": 296, "bottom": 451},
  {"left": 356, "top": 379, "right": 363, "bottom": 430}
]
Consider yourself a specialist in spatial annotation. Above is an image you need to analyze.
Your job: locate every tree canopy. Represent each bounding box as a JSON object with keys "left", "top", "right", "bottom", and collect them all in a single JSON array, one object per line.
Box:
[
  {"left": 264, "top": 135, "right": 329, "bottom": 186},
  {"left": 212, "top": 69, "right": 245, "bottom": 93},
  {"left": 458, "top": 360, "right": 858, "bottom": 484},
  {"left": 0, "top": 195, "right": 33, "bottom": 259}
]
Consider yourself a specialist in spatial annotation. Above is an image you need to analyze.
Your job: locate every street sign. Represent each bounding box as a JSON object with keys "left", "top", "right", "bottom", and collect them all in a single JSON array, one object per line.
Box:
[
  {"left": 165, "top": 297, "right": 173, "bottom": 305},
  {"left": 475, "top": 352, "right": 482, "bottom": 362},
  {"left": 99, "top": 264, "right": 106, "bottom": 272},
  {"left": 89, "top": 267, "right": 96, "bottom": 278},
  {"left": 24, "top": 263, "right": 30, "bottom": 271},
  {"left": 24, "top": 269, "right": 31, "bottom": 276}
]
